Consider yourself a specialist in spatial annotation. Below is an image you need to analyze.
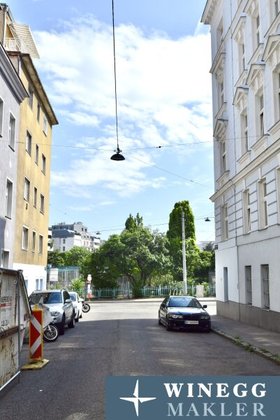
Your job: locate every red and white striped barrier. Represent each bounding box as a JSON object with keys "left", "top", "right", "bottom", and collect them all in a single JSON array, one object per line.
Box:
[{"left": 29, "top": 307, "right": 43, "bottom": 361}]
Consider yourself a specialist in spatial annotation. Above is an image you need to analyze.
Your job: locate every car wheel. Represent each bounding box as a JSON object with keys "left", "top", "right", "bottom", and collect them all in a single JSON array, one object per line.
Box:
[{"left": 68, "top": 312, "right": 75, "bottom": 328}]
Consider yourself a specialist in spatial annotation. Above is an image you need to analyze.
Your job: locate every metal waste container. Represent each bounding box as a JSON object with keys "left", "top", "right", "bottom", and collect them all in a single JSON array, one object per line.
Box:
[{"left": 0, "top": 269, "right": 31, "bottom": 391}]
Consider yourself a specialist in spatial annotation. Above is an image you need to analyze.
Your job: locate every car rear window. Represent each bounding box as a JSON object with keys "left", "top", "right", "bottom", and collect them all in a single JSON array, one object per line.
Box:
[{"left": 30, "top": 292, "right": 62, "bottom": 304}]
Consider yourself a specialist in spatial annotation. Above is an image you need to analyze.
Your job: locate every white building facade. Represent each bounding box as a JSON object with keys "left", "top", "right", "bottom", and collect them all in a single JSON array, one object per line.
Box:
[{"left": 202, "top": 0, "right": 280, "bottom": 332}]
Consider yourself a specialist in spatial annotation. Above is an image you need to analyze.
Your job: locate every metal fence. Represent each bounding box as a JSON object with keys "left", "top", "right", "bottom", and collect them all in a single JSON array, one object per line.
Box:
[{"left": 91, "top": 284, "right": 216, "bottom": 300}]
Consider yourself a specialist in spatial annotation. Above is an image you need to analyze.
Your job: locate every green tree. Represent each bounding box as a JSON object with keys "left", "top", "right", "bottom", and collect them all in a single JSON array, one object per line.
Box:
[
  {"left": 47, "top": 250, "right": 66, "bottom": 267},
  {"left": 125, "top": 213, "right": 143, "bottom": 231},
  {"left": 63, "top": 246, "right": 91, "bottom": 268},
  {"left": 166, "top": 201, "right": 198, "bottom": 282}
]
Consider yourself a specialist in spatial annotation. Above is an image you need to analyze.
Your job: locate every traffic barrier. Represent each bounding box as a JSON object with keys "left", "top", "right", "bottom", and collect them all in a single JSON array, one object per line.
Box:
[
  {"left": 29, "top": 307, "right": 43, "bottom": 361},
  {"left": 21, "top": 306, "right": 49, "bottom": 370}
]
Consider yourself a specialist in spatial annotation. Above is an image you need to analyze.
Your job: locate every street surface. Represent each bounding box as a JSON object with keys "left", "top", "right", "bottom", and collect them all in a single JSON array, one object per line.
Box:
[{"left": 1, "top": 299, "right": 280, "bottom": 420}]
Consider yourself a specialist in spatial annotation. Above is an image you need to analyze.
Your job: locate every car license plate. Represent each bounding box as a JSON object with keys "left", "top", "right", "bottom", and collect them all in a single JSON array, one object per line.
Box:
[{"left": 185, "top": 320, "right": 199, "bottom": 325}]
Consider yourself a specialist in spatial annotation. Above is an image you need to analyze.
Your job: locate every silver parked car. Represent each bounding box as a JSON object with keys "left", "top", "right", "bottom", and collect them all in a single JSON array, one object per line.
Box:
[
  {"left": 69, "top": 291, "right": 83, "bottom": 322},
  {"left": 29, "top": 289, "right": 75, "bottom": 335}
]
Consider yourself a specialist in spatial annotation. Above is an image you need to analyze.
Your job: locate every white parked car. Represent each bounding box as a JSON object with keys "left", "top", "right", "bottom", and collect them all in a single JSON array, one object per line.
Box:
[{"left": 69, "top": 292, "right": 83, "bottom": 322}]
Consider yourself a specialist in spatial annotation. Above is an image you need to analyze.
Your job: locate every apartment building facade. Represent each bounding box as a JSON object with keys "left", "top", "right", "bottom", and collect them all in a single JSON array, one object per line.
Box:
[
  {"left": 0, "top": 3, "right": 58, "bottom": 293},
  {"left": 202, "top": 0, "right": 280, "bottom": 332},
  {"left": 50, "top": 222, "right": 101, "bottom": 252},
  {"left": 0, "top": 43, "right": 27, "bottom": 267}
]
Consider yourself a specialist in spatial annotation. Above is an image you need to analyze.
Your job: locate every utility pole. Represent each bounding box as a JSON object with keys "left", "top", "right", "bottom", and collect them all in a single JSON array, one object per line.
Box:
[{"left": 182, "top": 210, "right": 187, "bottom": 294}]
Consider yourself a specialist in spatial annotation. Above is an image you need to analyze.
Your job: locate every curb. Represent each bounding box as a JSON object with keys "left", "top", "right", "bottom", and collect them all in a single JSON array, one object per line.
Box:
[{"left": 211, "top": 326, "right": 280, "bottom": 365}]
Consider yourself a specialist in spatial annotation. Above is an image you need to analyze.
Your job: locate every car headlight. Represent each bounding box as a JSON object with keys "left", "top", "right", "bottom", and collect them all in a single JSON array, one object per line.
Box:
[
  {"left": 168, "top": 314, "right": 183, "bottom": 319},
  {"left": 200, "top": 315, "right": 210, "bottom": 320},
  {"left": 51, "top": 311, "right": 60, "bottom": 317}
]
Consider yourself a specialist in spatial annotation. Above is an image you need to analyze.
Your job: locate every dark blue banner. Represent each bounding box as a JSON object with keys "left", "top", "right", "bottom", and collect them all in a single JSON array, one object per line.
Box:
[{"left": 106, "top": 376, "right": 279, "bottom": 419}]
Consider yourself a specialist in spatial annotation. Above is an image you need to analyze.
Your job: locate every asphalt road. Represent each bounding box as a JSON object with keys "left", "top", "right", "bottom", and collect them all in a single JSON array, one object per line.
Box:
[{"left": 1, "top": 299, "right": 280, "bottom": 420}]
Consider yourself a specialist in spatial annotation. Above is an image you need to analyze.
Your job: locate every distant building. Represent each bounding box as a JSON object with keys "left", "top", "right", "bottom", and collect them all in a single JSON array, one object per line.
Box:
[
  {"left": 50, "top": 222, "right": 101, "bottom": 252},
  {"left": 202, "top": 0, "right": 280, "bottom": 332}
]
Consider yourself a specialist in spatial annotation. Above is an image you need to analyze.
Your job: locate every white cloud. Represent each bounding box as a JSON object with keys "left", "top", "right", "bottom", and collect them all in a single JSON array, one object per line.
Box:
[{"left": 35, "top": 15, "right": 212, "bottom": 197}]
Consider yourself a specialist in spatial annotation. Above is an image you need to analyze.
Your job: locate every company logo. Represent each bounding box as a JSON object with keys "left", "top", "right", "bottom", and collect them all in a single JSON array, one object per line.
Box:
[{"left": 120, "top": 379, "right": 156, "bottom": 416}]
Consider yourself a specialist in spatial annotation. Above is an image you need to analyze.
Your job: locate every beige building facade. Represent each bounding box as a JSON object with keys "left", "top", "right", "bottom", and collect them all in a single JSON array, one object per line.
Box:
[{"left": 0, "top": 3, "right": 58, "bottom": 294}]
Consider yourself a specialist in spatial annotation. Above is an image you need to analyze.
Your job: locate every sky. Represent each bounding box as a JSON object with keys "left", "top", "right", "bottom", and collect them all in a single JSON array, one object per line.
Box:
[{"left": 7, "top": 0, "right": 214, "bottom": 243}]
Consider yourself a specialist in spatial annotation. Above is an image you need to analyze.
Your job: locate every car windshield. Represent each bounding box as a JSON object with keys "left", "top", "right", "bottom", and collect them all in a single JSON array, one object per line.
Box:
[
  {"left": 168, "top": 297, "right": 202, "bottom": 308},
  {"left": 30, "top": 292, "right": 62, "bottom": 304}
]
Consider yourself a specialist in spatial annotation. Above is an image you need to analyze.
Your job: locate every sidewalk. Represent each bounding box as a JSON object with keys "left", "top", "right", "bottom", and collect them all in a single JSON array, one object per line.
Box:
[{"left": 211, "top": 314, "right": 280, "bottom": 365}]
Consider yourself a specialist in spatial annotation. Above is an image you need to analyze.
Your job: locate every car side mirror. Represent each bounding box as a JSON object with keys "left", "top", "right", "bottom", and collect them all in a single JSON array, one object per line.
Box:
[
  {"left": 65, "top": 298, "right": 72, "bottom": 303},
  {"left": 203, "top": 305, "right": 207, "bottom": 308}
]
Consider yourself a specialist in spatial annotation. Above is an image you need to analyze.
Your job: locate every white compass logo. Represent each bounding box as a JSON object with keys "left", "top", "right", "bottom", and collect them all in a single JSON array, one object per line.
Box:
[{"left": 120, "top": 379, "right": 157, "bottom": 416}]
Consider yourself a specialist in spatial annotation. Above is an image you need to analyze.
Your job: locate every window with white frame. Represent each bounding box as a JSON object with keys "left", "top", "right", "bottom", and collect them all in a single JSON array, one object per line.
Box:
[
  {"left": 0, "top": 97, "right": 3, "bottom": 137},
  {"left": 25, "top": 131, "right": 32, "bottom": 155},
  {"left": 261, "top": 264, "right": 270, "bottom": 309},
  {"left": 220, "top": 139, "right": 227, "bottom": 173},
  {"left": 1, "top": 250, "right": 10, "bottom": 268},
  {"left": 22, "top": 226, "right": 29, "bottom": 250},
  {"left": 24, "top": 178, "right": 30, "bottom": 202},
  {"left": 256, "top": 92, "right": 264, "bottom": 138},
  {"left": 254, "top": 14, "right": 260, "bottom": 49},
  {"left": 221, "top": 204, "right": 229, "bottom": 240},
  {"left": 241, "top": 111, "right": 248, "bottom": 154},
  {"left": 218, "top": 79, "right": 225, "bottom": 109},
  {"left": 28, "top": 86, "right": 34, "bottom": 109},
  {"left": 243, "top": 189, "right": 251, "bottom": 233},
  {"left": 245, "top": 265, "right": 252, "bottom": 305},
  {"left": 258, "top": 178, "right": 268, "bottom": 229},
  {"left": 6, "top": 179, "right": 13, "bottom": 218},
  {"left": 217, "top": 19, "right": 223, "bottom": 49},
  {"left": 239, "top": 42, "right": 246, "bottom": 73},
  {"left": 9, "top": 113, "right": 16, "bottom": 149},
  {"left": 273, "top": 0, "right": 280, "bottom": 19},
  {"left": 273, "top": 71, "right": 280, "bottom": 123}
]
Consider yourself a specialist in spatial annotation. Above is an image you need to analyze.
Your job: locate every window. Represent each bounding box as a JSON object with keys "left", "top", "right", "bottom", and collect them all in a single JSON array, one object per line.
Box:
[
  {"left": 0, "top": 97, "right": 3, "bottom": 137},
  {"left": 1, "top": 250, "right": 9, "bottom": 268},
  {"left": 218, "top": 79, "right": 225, "bottom": 109},
  {"left": 39, "top": 235, "right": 43, "bottom": 254},
  {"left": 243, "top": 189, "right": 251, "bottom": 233},
  {"left": 217, "top": 19, "right": 223, "bottom": 48},
  {"left": 220, "top": 139, "right": 227, "bottom": 173},
  {"left": 245, "top": 266, "right": 252, "bottom": 305},
  {"left": 35, "top": 144, "right": 39, "bottom": 164},
  {"left": 37, "top": 103, "right": 41, "bottom": 122},
  {"left": 258, "top": 93, "right": 264, "bottom": 137},
  {"left": 43, "top": 115, "right": 48, "bottom": 135},
  {"left": 42, "top": 154, "right": 46, "bottom": 174},
  {"left": 273, "top": 71, "right": 280, "bottom": 122},
  {"left": 6, "top": 179, "right": 13, "bottom": 218},
  {"left": 273, "top": 0, "right": 279, "bottom": 19},
  {"left": 261, "top": 264, "right": 270, "bottom": 309},
  {"left": 28, "top": 86, "right": 34, "bottom": 109},
  {"left": 9, "top": 113, "right": 16, "bottom": 149},
  {"left": 254, "top": 14, "right": 260, "bottom": 48},
  {"left": 22, "top": 226, "right": 29, "bottom": 250},
  {"left": 40, "top": 194, "right": 45, "bottom": 213},
  {"left": 238, "top": 42, "right": 245, "bottom": 73},
  {"left": 221, "top": 204, "right": 229, "bottom": 240},
  {"left": 24, "top": 178, "right": 30, "bottom": 202},
  {"left": 33, "top": 187, "right": 37, "bottom": 208},
  {"left": 241, "top": 111, "right": 248, "bottom": 154},
  {"left": 258, "top": 179, "right": 268, "bottom": 228},
  {"left": 26, "top": 131, "right": 32, "bottom": 155},
  {"left": 32, "top": 231, "right": 36, "bottom": 252}
]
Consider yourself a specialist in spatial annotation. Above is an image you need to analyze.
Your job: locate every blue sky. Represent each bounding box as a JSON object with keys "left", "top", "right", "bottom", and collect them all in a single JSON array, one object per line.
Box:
[{"left": 8, "top": 0, "right": 214, "bottom": 242}]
